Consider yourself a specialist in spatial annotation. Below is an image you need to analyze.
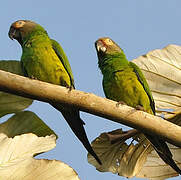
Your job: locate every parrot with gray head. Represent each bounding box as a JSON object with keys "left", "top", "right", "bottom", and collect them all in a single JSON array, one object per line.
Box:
[
  {"left": 95, "top": 37, "right": 181, "bottom": 174},
  {"left": 8, "top": 20, "right": 101, "bottom": 165}
]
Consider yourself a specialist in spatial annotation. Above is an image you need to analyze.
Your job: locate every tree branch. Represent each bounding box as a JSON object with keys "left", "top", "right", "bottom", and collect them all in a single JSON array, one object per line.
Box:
[{"left": 0, "top": 69, "right": 181, "bottom": 147}]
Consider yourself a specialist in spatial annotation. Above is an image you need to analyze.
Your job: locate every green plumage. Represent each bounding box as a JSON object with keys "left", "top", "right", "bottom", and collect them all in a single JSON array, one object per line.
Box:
[
  {"left": 102, "top": 60, "right": 154, "bottom": 114},
  {"left": 95, "top": 37, "right": 181, "bottom": 174},
  {"left": 21, "top": 33, "right": 71, "bottom": 87},
  {"left": 8, "top": 20, "right": 101, "bottom": 164}
]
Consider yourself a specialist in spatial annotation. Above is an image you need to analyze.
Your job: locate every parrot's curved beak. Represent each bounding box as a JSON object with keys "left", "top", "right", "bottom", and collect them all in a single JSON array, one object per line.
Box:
[
  {"left": 95, "top": 40, "right": 107, "bottom": 52},
  {"left": 8, "top": 26, "right": 17, "bottom": 40},
  {"left": 8, "top": 25, "right": 23, "bottom": 45}
]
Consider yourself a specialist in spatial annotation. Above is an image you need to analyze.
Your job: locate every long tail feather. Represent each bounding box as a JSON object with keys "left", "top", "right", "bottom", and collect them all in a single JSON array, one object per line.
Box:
[
  {"left": 51, "top": 103, "right": 102, "bottom": 165},
  {"left": 146, "top": 134, "right": 181, "bottom": 175}
]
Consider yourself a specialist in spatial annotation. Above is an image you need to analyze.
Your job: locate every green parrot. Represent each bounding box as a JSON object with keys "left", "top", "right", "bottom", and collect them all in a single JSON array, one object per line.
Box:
[
  {"left": 95, "top": 37, "right": 181, "bottom": 174},
  {"left": 8, "top": 20, "right": 101, "bottom": 165}
]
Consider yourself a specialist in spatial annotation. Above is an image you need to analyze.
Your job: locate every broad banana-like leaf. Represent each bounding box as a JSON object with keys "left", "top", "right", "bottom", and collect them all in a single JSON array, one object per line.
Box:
[
  {"left": 133, "top": 45, "right": 181, "bottom": 114},
  {"left": 137, "top": 110, "right": 181, "bottom": 179},
  {"left": 0, "top": 60, "right": 33, "bottom": 117},
  {"left": 0, "top": 111, "right": 57, "bottom": 138},
  {"left": 88, "top": 129, "right": 153, "bottom": 178},
  {"left": 0, "top": 133, "right": 80, "bottom": 180},
  {"left": 88, "top": 127, "right": 181, "bottom": 179},
  {"left": 137, "top": 143, "right": 181, "bottom": 179},
  {"left": 137, "top": 109, "right": 181, "bottom": 179}
]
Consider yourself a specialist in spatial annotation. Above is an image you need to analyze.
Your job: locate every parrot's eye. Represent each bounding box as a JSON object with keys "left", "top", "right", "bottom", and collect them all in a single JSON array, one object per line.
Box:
[
  {"left": 14, "top": 20, "right": 25, "bottom": 28},
  {"left": 105, "top": 38, "right": 113, "bottom": 45}
]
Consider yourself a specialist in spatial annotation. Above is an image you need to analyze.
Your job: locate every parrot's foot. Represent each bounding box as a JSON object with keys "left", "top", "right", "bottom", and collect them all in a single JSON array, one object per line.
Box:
[
  {"left": 66, "top": 85, "right": 73, "bottom": 92},
  {"left": 29, "top": 75, "right": 37, "bottom": 80},
  {"left": 107, "top": 129, "right": 139, "bottom": 144},
  {"left": 116, "top": 101, "right": 127, "bottom": 107},
  {"left": 135, "top": 105, "right": 145, "bottom": 112}
]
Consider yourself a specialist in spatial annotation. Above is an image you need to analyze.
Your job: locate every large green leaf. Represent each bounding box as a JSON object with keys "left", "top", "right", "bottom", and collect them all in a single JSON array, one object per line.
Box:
[
  {"left": 0, "top": 133, "right": 80, "bottom": 180},
  {"left": 0, "top": 60, "right": 33, "bottom": 117},
  {"left": 0, "top": 60, "right": 23, "bottom": 75},
  {"left": 0, "top": 111, "right": 57, "bottom": 138}
]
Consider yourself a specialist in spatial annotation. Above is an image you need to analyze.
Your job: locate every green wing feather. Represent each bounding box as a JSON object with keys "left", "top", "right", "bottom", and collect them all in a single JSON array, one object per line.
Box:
[
  {"left": 51, "top": 39, "right": 75, "bottom": 88},
  {"left": 129, "top": 61, "right": 155, "bottom": 114}
]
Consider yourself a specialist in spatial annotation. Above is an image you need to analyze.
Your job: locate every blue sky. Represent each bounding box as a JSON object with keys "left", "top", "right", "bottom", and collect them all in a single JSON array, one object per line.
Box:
[{"left": 1, "top": 1, "right": 181, "bottom": 179}]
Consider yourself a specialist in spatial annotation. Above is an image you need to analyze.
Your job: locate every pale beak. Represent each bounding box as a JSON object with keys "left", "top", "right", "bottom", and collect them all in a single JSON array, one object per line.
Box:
[{"left": 95, "top": 40, "right": 107, "bottom": 52}]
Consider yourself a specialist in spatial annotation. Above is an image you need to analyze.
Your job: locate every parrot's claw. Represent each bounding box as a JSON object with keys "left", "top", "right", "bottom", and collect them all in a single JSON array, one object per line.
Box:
[
  {"left": 107, "top": 129, "right": 139, "bottom": 144},
  {"left": 135, "top": 105, "right": 145, "bottom": 112},
  {"left": 116, "top": 101, "right": 127, "bottom": 107},
  {"left": 66, "top": 85, "right": 73, "bottom": 92},
  {"left": 29, "top": 75, "right": 37, "bottom": 80}
]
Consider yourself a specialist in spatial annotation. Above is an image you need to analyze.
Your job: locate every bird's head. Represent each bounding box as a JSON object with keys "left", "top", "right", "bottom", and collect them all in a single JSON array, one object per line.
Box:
[
  {"left": 95, "top": 37, "right": 122, "bottom": 56},
  {"left": 8, "top": 20, "right": 47, "bottom": 45},
  {"left": 95, "top": 37, "right": 125, "bottom": 69}
]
